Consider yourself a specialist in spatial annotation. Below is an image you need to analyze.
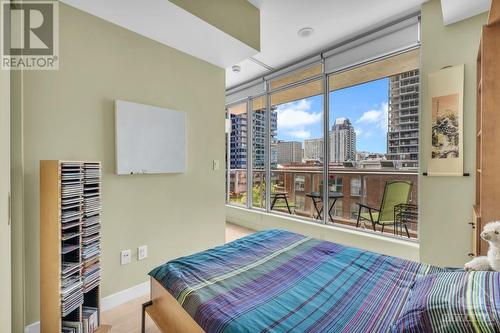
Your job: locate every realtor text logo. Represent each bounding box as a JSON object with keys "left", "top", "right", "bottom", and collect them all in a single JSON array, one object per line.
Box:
[{"left": 1, "top": 1, "right": 59, "bottom": 70}]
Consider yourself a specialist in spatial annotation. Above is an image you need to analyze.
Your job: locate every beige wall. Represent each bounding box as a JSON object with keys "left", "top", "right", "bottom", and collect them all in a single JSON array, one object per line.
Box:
[
  {"left": 226, "top": 206, "right": 420, "bottom": 261},
  {"left": 419, "top": 0, "right": 486, "bottom": 267},
  {"left": 11, "top": 69, "right": 25, "bottom": 333},
  {"left": 1, "top": 57, "right": 11, "bottom": 333},
  {"left": 12, "top": 4, "right": 227, "bottom": 326},
  {"left": 170, "top": 0, "right": 260, "bottom": 51}
]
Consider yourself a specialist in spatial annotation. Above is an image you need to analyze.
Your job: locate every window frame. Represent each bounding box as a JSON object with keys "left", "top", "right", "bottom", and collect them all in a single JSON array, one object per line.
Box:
[
  {"left": 225, "top": 48, "right": 421, "bottom": 242},
  {"left": 226, "top": 100, "right": 250, "bottom": 207}
]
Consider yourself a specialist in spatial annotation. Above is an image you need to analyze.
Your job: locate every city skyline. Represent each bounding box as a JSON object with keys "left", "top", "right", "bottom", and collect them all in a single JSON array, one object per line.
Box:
[
  {"left": 275, "top": 78, "right": 390, "bottom": 154},
  {"left": 229, "top": 72, "right": 419, "bottom": 168}
]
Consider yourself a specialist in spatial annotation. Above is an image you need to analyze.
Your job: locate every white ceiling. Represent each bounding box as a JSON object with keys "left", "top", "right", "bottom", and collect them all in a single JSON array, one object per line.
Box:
[
  {"left": 60, "top": 0, "right": 258, "bottom": 69},
  {"left": 60, "top": 0, "right": 490, "bottom": 90},
  {"left": 441, "top": 0, "right": 490, "bottom": 25},
  {"left": 226, "top": 0, "right": 428, "bottom": 89},
  {"left": 229, "top": 0, "right": 492, "bottom": 89}
]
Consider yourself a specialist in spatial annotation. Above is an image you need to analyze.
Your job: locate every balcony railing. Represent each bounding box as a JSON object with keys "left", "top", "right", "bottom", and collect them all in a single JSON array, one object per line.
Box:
[{"left": 228, "top": 167, "right": 419, "bottom": 240}]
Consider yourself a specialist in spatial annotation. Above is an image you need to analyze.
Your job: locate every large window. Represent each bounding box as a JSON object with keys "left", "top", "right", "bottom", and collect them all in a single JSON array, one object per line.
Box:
[
  {"left": 270, "top": 77, "right": 324, "bottom": 218},
  {"left": 226, "top": 46, "right": 420, "bottom": 240},
  {"left": 227, "top": 102, "right": 248, "bottom": 206},
  {"left": 250, "top": 96, "right": 268, "bottom": 209},
  {"left": 326, "top": 49, "right": 420, "bottom": 237}
]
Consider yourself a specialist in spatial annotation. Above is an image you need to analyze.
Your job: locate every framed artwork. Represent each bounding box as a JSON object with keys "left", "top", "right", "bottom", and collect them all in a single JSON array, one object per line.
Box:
[{"left": 427, "top": 65, "right": 464, "bottom": 176}]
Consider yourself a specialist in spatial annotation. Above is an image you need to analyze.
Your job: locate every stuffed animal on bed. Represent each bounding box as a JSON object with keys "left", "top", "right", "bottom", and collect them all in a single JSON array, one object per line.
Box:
[{"left": 465, "top": 221, "right": 500, "bottom": 272}]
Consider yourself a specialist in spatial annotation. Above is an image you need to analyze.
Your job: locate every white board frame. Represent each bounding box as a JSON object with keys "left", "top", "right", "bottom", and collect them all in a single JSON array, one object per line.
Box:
[{"left": 115, "top": 100, "right": 187, "bottom": 175}]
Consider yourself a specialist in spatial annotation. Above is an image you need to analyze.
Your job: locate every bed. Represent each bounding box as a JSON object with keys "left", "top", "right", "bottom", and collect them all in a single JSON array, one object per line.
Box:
[{"left": 143, "top": 229, "right": 452, "bottom": 332}]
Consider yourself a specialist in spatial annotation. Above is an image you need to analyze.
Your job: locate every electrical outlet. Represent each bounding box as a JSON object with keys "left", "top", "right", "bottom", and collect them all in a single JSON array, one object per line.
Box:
[
  {"left": 213, "top": 160, "right": 220, "bottom": 171},
  {"left": 121, "top": 249, "right": 131, "bottom": 265},
  {"left": 138, "top": 245, "right": 148, "bottom": 260}
]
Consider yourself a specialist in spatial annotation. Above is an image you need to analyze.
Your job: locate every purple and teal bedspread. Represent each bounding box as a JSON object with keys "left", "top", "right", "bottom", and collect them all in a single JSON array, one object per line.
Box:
[{"left": 149, "top": 229, "right": 443, "bottom": 332}]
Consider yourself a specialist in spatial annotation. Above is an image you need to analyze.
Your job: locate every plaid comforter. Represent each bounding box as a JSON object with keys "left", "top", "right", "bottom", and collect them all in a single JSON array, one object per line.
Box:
[{"left": 149, "top": 229, "right": 443, "bottom": 333}]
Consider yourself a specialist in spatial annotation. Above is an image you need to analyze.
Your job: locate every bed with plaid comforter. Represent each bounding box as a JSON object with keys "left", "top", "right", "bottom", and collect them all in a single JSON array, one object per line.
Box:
[{"left": 149, "top": 229, "right": 443, "bottom": 333}]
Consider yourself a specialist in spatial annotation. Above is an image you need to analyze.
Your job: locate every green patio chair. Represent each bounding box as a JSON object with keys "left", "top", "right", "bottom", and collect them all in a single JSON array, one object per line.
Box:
[{"left": 356, "top": 180, "right": 413, "bottom": 235}]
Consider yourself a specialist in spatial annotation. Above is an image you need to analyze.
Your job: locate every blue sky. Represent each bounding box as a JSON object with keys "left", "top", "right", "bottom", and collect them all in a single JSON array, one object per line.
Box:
[{"left": 276, "top": 78, "right": 389, "bottom": 153}]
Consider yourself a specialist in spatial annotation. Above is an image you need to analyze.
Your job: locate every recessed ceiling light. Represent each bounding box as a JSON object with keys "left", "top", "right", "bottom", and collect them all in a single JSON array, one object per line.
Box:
[
  {"left": 232, "top": 65, "right": 241, "bottom": 73},
  {"left": 297, "top": 27, "right": 314, "bottom": 38}
]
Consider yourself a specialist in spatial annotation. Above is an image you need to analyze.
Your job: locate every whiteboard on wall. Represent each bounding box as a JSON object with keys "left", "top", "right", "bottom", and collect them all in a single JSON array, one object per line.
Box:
[{"left": 115, "top": 100, "right": 186, "bottom": 175}]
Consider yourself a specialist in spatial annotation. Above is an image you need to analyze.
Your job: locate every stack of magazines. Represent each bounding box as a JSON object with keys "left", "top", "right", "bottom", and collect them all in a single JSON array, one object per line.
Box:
[
  {"left": 62, "top": 261, "right": 82, "bottom": 280},
  {"left": 61, "top": 163, "right": 83, "bottom": 231},
  {"left": 61, "top": 276, "right": 83, "bottom": 317},
  {"left": 61, "top": 163, "right": 84, "bottom": 318},
  {"left": 62, "top": 321, "right": 82, "bottom": 333},
  {"left": 82, "top": 306, "right": 99, "bottom": 332},
  {"left": 82, "top": 163, "right": 102, "bottom": 293},
  {"left": 62, "top": 306, "right": 99, "bottom": 333}
]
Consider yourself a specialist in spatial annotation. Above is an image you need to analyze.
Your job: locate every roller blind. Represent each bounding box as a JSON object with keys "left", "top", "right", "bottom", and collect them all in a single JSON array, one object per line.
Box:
[
  {"left": 329, "top": 48, "right": 420, "bottom": 91},
  {"left": 324, "top": 16, "right": 420, "bottom": 74},
  {"left": 268, "top": 63, "right": 323, "bottom": 90},
  {"left": 264, "top": 55, "right": 322, "bottom": 84},
  {"left": 226, "top": 78, "right": 265, "bottom": 105}
]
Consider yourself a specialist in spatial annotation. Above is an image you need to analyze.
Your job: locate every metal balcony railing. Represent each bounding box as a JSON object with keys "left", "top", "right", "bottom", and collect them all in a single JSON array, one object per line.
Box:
[{"left": 227, "top": 167, "right": 419, "bottom": 240}]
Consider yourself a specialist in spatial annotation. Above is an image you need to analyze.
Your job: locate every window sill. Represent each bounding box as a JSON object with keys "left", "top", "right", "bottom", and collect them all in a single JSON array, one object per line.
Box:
[{"left": 225, "top": 204, "right": 420, "bottom": 260}]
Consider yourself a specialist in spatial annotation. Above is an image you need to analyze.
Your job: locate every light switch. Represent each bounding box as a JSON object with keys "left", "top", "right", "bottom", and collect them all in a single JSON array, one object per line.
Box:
[
  {"left": 138, "top": 245, "right": 148, "bottom": 260},
  {"left": 213, "top": 160, "right": 220, "bottom": 170}
]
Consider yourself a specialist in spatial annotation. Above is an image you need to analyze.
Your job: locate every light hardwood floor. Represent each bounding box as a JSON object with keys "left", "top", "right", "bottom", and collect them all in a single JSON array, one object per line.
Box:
[
  {"left": 225, "top": 222, "right": 256, "bottom": 243},
  {"left": 101, "top": 223, "right": 255, "bottom": 332}
]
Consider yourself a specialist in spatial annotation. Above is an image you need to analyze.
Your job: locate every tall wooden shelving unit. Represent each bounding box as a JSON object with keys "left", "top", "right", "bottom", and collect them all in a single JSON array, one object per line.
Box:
[
  {"left": 40, "top": 160, "right": 111, "bottom": 333},
  {"left": 474, "top": 0, "right": 500, "bottom": 256}
]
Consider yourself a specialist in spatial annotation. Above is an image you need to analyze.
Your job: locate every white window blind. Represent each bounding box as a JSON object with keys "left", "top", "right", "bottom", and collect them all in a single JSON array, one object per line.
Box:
[
  {"left": 226, "top": 78, "right": 265, "bottom": 105},
  {"left": 324, "top": 16, "right": 419, "bottom": 74}
]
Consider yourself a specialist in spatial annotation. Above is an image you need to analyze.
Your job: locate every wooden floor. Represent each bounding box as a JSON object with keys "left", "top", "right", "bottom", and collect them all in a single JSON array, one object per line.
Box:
[
  {"left": 101, "top": 294, "right": 159, "bottom": 333},
  {"left": 101, "top": 223, "right": 255, "bottom": 333},
  {"left": 225, "top": 222, "right": 256, "bottom": 243}
]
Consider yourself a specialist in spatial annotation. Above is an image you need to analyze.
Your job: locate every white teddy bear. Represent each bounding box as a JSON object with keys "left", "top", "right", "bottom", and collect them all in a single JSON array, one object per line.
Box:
[{"left": 465, "top": 221, "right": 500, "bottom": 272}]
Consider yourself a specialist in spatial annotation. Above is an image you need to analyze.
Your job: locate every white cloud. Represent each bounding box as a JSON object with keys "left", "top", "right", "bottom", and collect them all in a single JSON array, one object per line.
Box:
[
  {"left": 277, "top": 99, "right": 322, "bottom": 129},
  {"left": 286, "top": 130, "right": 311, "bottom": 139},
  {"left": 356, "top": 102, "right": 388, "bottom": 132},
  {"left": 355, "top": 128, "right": 363, "bottom": 136},
  {"left": 358, "top": 110, "right": 382, "bottom": 123}
]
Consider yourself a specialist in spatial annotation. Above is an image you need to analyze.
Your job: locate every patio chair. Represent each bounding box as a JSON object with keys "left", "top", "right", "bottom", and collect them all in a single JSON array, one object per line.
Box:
[
  {"left": 270, "top": 185, "right": 294, "bottom": 214},
  {"left": 356, "top": 180, "right": 413, "bottom": 236}
]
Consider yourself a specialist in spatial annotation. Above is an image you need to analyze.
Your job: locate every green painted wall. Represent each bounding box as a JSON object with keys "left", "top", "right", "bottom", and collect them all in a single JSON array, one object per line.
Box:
[
  {"left": 0, "top": 51, "right": 11, "bottom": 333},
  {"left": 12, "top": 3, "right": 227, "bottom": 326},
  {"left": 170, "top": 0, "right": 260, "bottom": 51},
  {"left": 419, "top": 0, "right": 486, "bottom": 267},
  {"left": 11, "top": 69, "right": 25, "bottom": 333}
]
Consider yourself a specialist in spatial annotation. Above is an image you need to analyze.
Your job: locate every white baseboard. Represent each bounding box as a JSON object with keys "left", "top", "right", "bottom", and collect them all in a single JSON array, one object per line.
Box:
[
  {"left": 101, "top": 280, "right": 150, "bottom": 312},
  {"left": 25, "top": 321, "right": 39, "bottom": 333},
  {"left": 25, "top": 280, "right": 150, "bottom": 332}
]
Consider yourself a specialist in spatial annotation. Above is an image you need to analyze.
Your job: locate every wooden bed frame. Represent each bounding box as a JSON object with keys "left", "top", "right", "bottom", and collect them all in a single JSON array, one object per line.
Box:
[{"left": 142, "top": 278, "right": 205, "bottom": 333}]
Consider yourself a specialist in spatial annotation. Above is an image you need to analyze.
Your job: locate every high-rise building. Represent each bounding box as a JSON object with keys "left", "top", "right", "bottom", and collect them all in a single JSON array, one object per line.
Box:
[
  {"left": 330, "top": 118, "right": 356, "bottom": 163},
  {"left": 387, "top": 69, "right": 420, "bottom": 168},
  {"left": 269, "top": 107, "right": 278, "bottom": 168},
  {"left": 252, "top": 109, "right": 267, "bottom": 169},
  {"left": 276, "top": 141, "right": 302, "bottom": 164},
  {"left": 229, "top": 109, "right": 277, "bottom": 169},
  {"left": 304, "top": 138, "right": 324, "bottom": 161},
  {"left": 229, "top": 112, "right": 247, "bottom": 169}
]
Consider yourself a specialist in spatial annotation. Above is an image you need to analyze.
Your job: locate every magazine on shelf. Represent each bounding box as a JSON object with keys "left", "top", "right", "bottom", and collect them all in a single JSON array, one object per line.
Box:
[
  {"left": 62, "top": 321, "right": 82, "bottom": 333},
  {"left": 83, "top": 306, "right": 99, "bottom": 333}
]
